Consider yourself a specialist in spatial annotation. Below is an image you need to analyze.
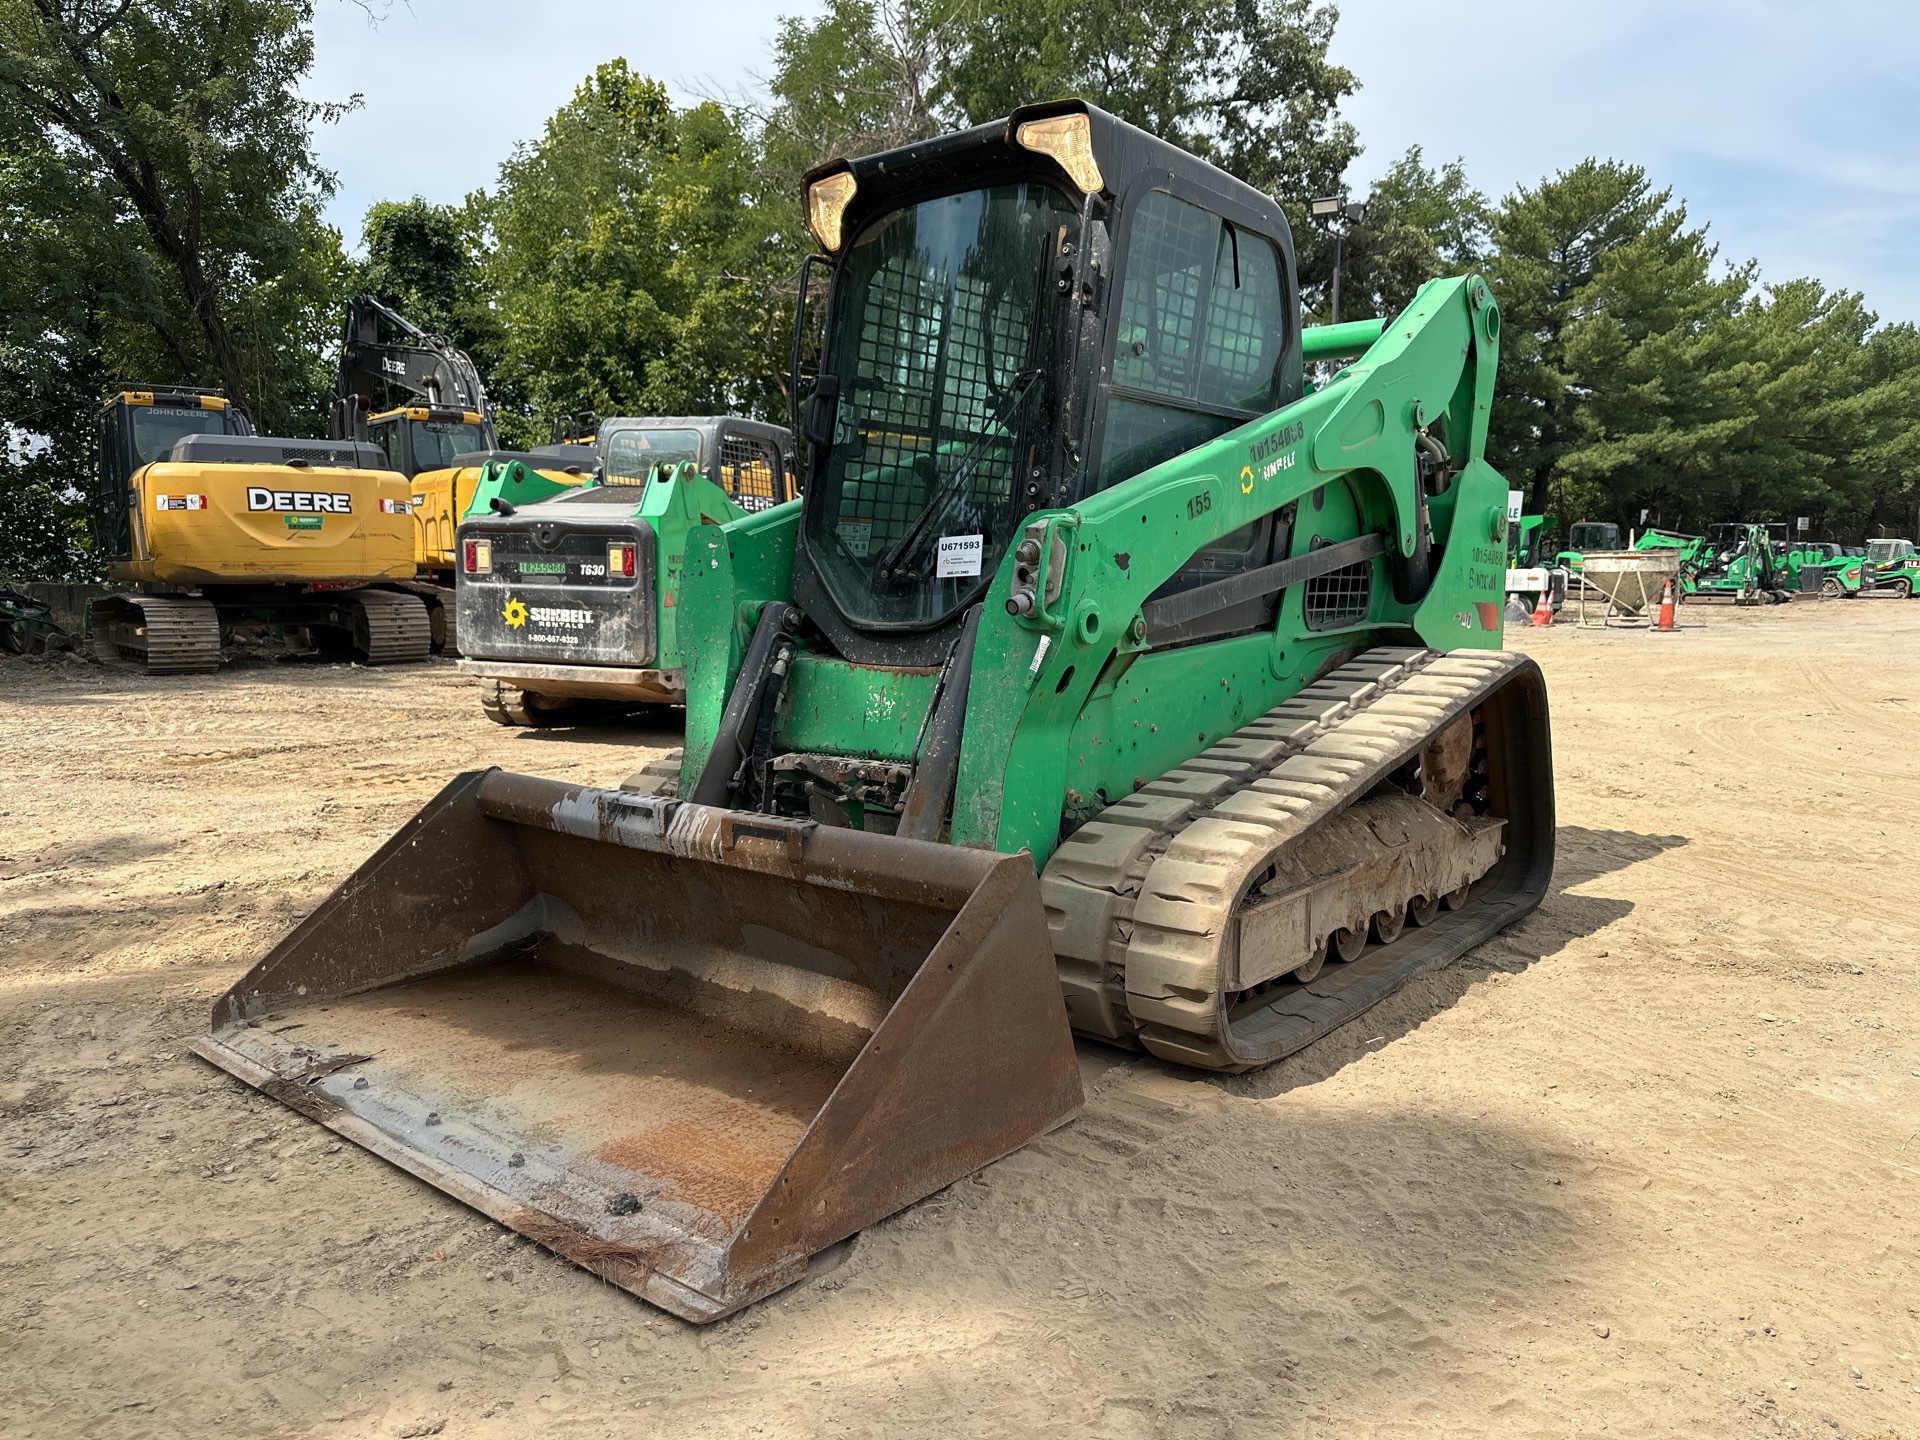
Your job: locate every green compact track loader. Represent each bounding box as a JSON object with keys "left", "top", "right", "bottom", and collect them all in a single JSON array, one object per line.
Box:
[
  {"left": 194, "top": 103, "right": 1555, "bottom": 1324},
  {"left": 1685, "top": 523, "right": 1793, "bottom": 604}
]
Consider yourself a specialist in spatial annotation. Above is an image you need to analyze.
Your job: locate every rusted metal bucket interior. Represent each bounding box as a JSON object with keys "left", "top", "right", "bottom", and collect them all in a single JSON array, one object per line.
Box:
[{"left": 192, "top": 771, "right": 1082, "bottom": 1322}]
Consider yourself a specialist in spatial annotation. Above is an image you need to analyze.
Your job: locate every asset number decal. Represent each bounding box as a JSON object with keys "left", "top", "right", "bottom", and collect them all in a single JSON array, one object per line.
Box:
[
  {"left": 1187, "top": 490, "right": 1213, "bottom": 520},
  {"left": 936, "top": 533, "right": 984, "bottom": 578}
]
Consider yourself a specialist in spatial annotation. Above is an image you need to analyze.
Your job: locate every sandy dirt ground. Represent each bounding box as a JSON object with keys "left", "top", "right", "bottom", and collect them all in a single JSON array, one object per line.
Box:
[{"left": 2, "top": 598, "right": 1917, "bottom": 1440}]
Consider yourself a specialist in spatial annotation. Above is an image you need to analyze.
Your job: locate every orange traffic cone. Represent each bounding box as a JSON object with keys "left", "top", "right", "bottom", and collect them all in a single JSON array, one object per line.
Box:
[
  {"left": 1531, "top": 588, "right": 1553, "bottom": 626},
  {"left": 1655, "top": 579, "right": 1677, "bottom": 632}
]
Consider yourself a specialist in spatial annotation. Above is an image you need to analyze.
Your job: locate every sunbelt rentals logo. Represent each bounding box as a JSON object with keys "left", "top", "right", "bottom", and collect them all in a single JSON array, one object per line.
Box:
[{"left": 502, "top": 596, "right": 529, "bottom": 630}]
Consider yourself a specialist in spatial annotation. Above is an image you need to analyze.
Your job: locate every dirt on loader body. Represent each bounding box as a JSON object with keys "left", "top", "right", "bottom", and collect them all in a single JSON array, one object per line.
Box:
[{"left": 3, "top": 602, "right": 1918, "bottom": 1438}]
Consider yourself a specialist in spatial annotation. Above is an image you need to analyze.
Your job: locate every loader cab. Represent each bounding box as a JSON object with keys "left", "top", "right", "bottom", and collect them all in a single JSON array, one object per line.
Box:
[
  {"left": 1568, "top": 521, "right": 1621, "bottom": 554},
  {"left": 93, "top": 387, "right": 254, "bottom": 559},
  {"left": 792, "top": 101, "right": 1302, "bottom": 663},
  {"left": 365, "top": 406, "right": 493, "bottom": 479},
  {"left": 1866, "top": 538, "right": 1915, "bottom": 564},
  {"left": 598, "top": 416, "right": 796, "bottom": 514}
]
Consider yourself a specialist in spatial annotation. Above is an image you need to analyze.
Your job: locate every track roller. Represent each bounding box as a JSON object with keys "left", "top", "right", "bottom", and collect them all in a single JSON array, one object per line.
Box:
[
  {"left": 89, "top": 593, "right": 221, "bottom": 674},
  {"left": 345, "top": 588, "right": 432, "bottom": 665},
  {"left": 478, "top": 679, "right": 577, "bottom": 727},
  {"left": 1041, "top": 647, "right": 1555, "bottom": 1072}
]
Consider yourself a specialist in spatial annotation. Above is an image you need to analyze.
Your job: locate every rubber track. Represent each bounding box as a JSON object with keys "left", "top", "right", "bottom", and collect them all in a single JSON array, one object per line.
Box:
[
  {"left": 1041, "top": 647, "right": 1551, "bottom": 1072},
  {"left": 349, "top": 589, "right": 432, "bottom": 665},
  {"left": 94, "top": 594, "right": 221, "bottom": 674}
]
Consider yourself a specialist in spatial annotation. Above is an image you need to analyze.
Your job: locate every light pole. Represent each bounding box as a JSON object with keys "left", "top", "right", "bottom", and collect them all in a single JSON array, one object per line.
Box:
[{"left": 1309, "top": 196, "right": 1368, "bottom": 325}]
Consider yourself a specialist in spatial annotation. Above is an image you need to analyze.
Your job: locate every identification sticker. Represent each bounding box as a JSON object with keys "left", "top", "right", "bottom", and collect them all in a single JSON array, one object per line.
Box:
[
  {"left": 285, "top": 515, "right": 323, "bottom": 531},
  {"left": 836, "top": 517, "right": 872, "bottom": 557},
  {"left": 935, "top": 533, "right": 984, "bottom": 578},
  {"left": 379, "top": 498, "right": 412, "bottom": 514},
  {"left": 154, "top": 494, "right": 207, "bottom": 511}
]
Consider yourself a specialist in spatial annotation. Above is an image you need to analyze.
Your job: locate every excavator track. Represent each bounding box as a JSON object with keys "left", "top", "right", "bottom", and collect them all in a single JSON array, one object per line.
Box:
[
  {"left": 1042, "top": 646, "right": 1554, "bottom": 1072},
  {"left": 90, "top": 593, "right": 221, "bottom": 674},
  {"left": 345, "top": 588, "right": 432, "bottom": 665}
]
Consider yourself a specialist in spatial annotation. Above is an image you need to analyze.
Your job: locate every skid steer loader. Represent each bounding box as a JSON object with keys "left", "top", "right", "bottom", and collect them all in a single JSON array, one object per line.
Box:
[
  {"left": 454, "top": 416, "right": 796, "bottom": 723},
  {"left": 195, "top": 102, "right": 1555, "bottom": 1323}
]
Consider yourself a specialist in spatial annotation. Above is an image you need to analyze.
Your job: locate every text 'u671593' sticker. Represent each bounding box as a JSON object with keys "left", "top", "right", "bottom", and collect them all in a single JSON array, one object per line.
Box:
[{"left": 935, "top": 533, "right": 984, "bottom": 578}]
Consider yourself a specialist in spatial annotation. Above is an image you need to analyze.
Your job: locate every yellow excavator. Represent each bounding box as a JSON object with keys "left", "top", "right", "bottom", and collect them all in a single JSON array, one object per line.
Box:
[
  {"left": 331, "top": 296, "right": 598, "bottom": 590},
  {"left": 89, "top": 385, "right": 430, "bottom": 671}
]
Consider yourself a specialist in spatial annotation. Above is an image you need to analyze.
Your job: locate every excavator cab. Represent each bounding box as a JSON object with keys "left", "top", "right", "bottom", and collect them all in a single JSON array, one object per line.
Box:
[
  {"left": 364, "top": 405, "right": 492, "bottom": 479},
  {"left": 199, "top": 102, "right": 1552, "bottom": 1322},
  {"left": 93, "top": 388, "right": 253, "bottom": 559}
]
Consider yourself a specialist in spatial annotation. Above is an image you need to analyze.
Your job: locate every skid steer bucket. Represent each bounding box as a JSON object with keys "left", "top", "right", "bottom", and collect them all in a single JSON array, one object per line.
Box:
[{"left": 192, "top": 770, "right": 1083, "bottom": 1322}]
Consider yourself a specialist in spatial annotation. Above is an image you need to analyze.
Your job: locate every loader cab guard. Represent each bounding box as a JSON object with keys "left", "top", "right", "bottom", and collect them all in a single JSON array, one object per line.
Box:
[
  {"left": 789, "top": 101, "right": 1303, "bottom": 666},
  {"left": 597, "top": 416, "right": 796, "bottom": 514}
]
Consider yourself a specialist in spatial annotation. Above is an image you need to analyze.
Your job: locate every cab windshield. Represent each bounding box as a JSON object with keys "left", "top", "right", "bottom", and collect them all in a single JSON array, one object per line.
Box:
[
  {"left": 132, "top": 406, "right": 228, "bottom": 465},
  {"left": 804, "top": 182, "right": 1079, "bottom": 628},
  {"left": 411, "top": 420, "right": 486, "bottom": 471}
]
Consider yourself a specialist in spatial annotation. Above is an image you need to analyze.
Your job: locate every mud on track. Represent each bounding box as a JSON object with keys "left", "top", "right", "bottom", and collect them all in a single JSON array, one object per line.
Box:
[{"left": 3, "top": 601, "right": 1917, "bottom": 1438}]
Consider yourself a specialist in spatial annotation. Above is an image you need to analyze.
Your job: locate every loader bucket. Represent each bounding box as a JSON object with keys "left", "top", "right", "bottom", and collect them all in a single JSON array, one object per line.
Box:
[{"left": 191, "top": 771, "right": 1083, "bottom": 1322}]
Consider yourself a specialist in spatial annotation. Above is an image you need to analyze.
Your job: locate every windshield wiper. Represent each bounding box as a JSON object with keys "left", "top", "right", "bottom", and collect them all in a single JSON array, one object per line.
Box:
[{"left": 876, "top": 367, "right": 1044, "bottom": 585}]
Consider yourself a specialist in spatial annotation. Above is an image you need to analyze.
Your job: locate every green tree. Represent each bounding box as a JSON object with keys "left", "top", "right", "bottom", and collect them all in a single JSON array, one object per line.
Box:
[
  {"left": 0, "top": 0, "right": 355, "bottom": 433},
  {"left": 1340, "top": 147, "right": 1490, "bottom": 321},
  {"left": 940, "top": 0, "right": 1359, "bottom": 303},
  {"left": 0, "top": 100, "right": 112, "bottom": 578},
  {"left": 1696, "top": 283, "right": 1920, "bottom": 537},
  {"left": 1846, "top": 319, "right": 1920, "bottom": 537},
  {"left": 483, "top": 61, "right": 798, "bottom": 443},
  {"left": 762, "top": 0, "right": 953, "bottom": 170},
  {"left": 1485, "top": 160, "right": 1737, "bottom": 521},
  {"left": 357, "top": 199, "right": 493, "bottom": 349},
  {"left": 351, "top": 195, "right": 505, "bottom": 408}
]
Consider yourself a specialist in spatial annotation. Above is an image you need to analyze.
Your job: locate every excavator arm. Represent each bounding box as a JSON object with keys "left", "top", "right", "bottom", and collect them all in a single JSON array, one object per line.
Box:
[{"left": 330, "top": 295, "right": 491, "bottom": 441}]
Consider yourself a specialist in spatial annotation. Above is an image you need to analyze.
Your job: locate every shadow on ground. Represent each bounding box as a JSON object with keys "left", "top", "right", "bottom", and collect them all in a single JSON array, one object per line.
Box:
[{"left": 1191, "top": 825, "right": 1688, "bottom": 1100}]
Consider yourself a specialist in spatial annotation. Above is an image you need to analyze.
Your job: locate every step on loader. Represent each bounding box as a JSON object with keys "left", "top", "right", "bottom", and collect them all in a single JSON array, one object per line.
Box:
[{"left": 195, "top": 102, "right": 1555, "bottom": 1323}]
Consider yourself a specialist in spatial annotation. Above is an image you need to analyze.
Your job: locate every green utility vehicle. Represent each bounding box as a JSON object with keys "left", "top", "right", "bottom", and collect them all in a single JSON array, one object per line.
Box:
[
  {"left": 453, "top": 416, "right": 796, "bottom": 723},
  {"left": 196, "top": 103, "right": 1555, "bottom": 1325},
  {"left": 1860, "top": 538, "right": 1920, "bottom": 596}
]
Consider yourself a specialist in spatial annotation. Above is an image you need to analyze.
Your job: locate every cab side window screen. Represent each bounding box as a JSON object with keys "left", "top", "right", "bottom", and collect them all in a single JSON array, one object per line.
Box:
[
  {"left": 1098, "top": 191, "right": 1287, "bottom": 491},
  {"left": 719, "top": 433, "right": 786, "bottom": 512}
]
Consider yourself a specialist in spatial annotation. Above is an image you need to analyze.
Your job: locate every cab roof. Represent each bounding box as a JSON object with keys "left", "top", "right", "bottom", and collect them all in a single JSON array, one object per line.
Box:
[{"left": 802, "top": 98, "right": 1295, "bottom": 264}]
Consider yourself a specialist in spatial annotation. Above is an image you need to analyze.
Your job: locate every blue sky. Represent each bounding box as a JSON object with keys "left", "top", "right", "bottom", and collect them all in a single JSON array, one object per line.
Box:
[{"left": 307, "top": 0, "right": 1920, "bottom": 324}]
